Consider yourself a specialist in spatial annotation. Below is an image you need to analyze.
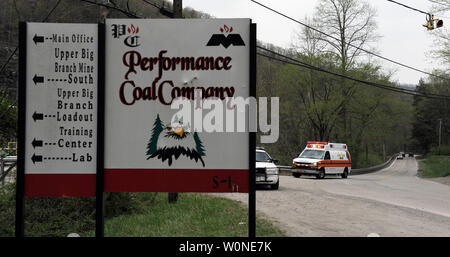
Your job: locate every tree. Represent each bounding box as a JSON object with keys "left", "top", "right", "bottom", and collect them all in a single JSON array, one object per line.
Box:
[
  {"left": 429, "top": 0, "right": 450, "bottom": 71},
  {"left": 311, "top": 0, "right": 378, "bottom": 71},
  {"left": 412, "top": 77, "right": 450, "bottom": 153},
  {"left": 0, "top": 91, "right": 17, "bottom": 146},
  {"left": 146, "top": 114, "right": 164, "bottom": 157},
  {"left": 292, "top": 0, "right": 379, "bottom": 142},
  {"left": 193, "top": 132, "right": 205, "bottom": 157}
]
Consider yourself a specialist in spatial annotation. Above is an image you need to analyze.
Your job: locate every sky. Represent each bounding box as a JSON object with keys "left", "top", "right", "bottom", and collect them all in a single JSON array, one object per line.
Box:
[{"left": 183, "top": 0, "right": 449, "bottom": 85}]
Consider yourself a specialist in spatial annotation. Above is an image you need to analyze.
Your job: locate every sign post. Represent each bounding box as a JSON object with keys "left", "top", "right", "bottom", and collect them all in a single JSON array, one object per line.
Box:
[
  {"left": 16, "top": 22, "right": 27, "bottom": 237},
  {"left": 96, "top": 23, "right": 106, "bottom": 238},
  {"left": 249, "top": 23, "right": 256, "bottom": 238}
]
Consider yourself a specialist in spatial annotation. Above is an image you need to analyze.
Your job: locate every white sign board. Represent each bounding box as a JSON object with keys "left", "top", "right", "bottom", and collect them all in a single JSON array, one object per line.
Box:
[
  {"left": 104, "top": 19, "right": 251, "bottom": 192},
  {"left": 24, "top": 23, "right": 98, "bottom": 196}
]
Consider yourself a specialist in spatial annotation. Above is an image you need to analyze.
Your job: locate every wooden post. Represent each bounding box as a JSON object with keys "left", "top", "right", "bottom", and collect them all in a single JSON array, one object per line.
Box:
[
  {"left": 173, "top": 0, "right": 183, "bottom": 18},
  {"left": 168, "top": 0, "right": 183, "bottom": 204},
  {"left": 365, "top": 142, "right": 368, "bottom": 163},
  {"left": 438, "top": 118, "right": 442, "bottom": 155}
]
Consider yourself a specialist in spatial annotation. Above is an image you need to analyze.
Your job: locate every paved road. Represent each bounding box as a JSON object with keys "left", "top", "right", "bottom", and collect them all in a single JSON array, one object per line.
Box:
[{"left": 211, "top": 157, "right": 450, "bottom": 236}]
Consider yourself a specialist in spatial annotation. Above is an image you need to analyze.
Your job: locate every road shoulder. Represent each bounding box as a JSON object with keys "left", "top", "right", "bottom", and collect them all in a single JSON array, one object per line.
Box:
[{"left": 417, "top": 159, "right": 450, "bottom": 186}]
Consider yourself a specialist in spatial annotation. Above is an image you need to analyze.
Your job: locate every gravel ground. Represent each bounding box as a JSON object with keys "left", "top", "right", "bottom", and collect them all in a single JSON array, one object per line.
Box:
[{"left": 210, "top": 158, "right": 450, "bottom": 237}]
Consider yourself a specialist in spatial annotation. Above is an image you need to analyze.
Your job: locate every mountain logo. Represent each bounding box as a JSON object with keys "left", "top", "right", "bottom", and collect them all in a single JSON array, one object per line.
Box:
[
  {"left": 146, "top": 114, "right": 206, "bottom": 166},
  {"left": 206, "top": 25, "right": 245, "bottom": 48}
]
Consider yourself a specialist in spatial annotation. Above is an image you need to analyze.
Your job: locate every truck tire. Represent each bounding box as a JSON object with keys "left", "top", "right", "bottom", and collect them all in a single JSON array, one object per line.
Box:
[
  {"left": 293, "top": 173, "right": 300, "bottom": 178},
  {"left": 271, "top": 180, "right": 279, "bottom": 190},
  {"left": 341, "top": 168, "right": 348, "bottom": 179},
  {"left": 316, "top": 168, "right": 325, "bottom": 179}
]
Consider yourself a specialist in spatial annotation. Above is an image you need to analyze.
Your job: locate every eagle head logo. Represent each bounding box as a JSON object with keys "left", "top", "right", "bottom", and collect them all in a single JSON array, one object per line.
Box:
[{"left": 146, "top": 114, "right": 206, "bottom": 166}]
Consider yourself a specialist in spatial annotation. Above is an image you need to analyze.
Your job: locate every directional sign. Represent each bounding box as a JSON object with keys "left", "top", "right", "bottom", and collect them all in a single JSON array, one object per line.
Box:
[
  {"left": 32, "top": 34, "right": 44, "bottom": 44},
  {"left": 31, "top": 138, "right": 43, "bottom": 148},
  {"left": 32, "top": 75, "right": 44, "bottom": 85},
  {"left": 31, "top": 154, "right": 42, "bottom": 164},
  {"left": 32, "top": 111, "right": 43, "bottom": 122},
  {"left": 24, "top": 23, "right": 98, "bottom": 197}
]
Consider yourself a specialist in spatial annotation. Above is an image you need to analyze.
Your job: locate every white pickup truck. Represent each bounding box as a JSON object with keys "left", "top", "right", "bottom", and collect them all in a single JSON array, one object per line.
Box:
[{"left": 256, "top": 148, "right": 280, "bottom": 190}]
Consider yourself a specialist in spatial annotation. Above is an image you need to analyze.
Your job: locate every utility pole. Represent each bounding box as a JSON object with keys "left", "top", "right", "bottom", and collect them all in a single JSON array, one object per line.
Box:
[
  {"left": 173, "top": 0, "right": 183, "bottom": 18},
  {"left": 168, "top": 0, "right": 183, "bottom": 204},
  {"left": 438, "top": 118, "right": 442, "bottom": 155}
]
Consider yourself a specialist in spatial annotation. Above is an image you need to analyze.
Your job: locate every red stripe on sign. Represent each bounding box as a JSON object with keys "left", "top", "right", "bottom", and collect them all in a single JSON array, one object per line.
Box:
[
  {"left": 25, "top": 174, "right": 96, "bottom": 197},
  {"left": 104, "top": 169, "right": 249, "bottom": 193}
]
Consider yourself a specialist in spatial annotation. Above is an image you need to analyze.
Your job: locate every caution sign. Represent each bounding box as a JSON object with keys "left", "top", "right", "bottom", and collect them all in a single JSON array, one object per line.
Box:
[{"left": 22, "top": 23, "right": 98, "bottom": 197}]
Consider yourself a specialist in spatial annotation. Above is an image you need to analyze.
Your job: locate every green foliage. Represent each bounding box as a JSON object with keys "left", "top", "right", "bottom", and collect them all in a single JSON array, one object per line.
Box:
[
  {"left": 257, "top": 48, "right": 410, "bottom": 166},
  {"left": 355, "top": 152, "right": 384, "bottom": 169},
  {"left": 420, "top": 155, "right": 450, "bottom": 178},
  {"left": 429, "top": 145, "right": 450, "bottom": 156},
  {"left": 85, "top": 193, "right": 285, "bottom": 237},
  {"left": 1, "top": 184, "right": 284, "bottom": 237},
  {"left": 412, "top": 78, "right": 449, "bottom": 154},
  {"left": 146, "top": 114, "right": 163, "bottom": 156},
  {"left": 0, "top": 183, "right": 147, "bottom": 237},
  {"left": 0, "top": 183, "right": 15, "bottom": 236},
  {"left": 0, "top": 92, "right": 17, "bottom": 143}
]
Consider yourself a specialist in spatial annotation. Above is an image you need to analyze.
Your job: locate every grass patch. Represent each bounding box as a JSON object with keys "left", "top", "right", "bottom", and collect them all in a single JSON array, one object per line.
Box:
[
  {"left": 86, "top": 193, "right": 285, "bottom": 237},
  {"left": 355, "top": 153, "right": 384, "bottom": 169},
  {"left": 0, "top": 184, "right": 284, "bottom": 237},
  {"left": 419, "top": 155, "right": 450, "bottom": 178}
]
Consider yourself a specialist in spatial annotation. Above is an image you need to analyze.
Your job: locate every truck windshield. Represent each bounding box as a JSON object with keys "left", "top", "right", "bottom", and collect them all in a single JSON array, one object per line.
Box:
[
  {"left": 299, "top": 150, "right": 324, "bottom": 159},
  {"left": 256, "top": 152, "right": 272, "bottom": 162}
]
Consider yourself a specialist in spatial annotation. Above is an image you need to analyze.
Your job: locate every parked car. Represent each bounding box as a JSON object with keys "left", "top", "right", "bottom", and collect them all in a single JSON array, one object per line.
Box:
[
  {"left": 256, "top": 148, "right": 279, "bottom": 190},
  {"left": 408, "top": 152, "right": 414, "bottom": 157}
]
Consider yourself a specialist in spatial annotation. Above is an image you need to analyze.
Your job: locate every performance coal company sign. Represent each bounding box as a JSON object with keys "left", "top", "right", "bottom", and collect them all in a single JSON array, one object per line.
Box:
[
  {"left": 104, "top": 19, "right": 251, "bottom": 193},
  {"left": 18, "top": 19, "right": 253, "bottom": 197}
]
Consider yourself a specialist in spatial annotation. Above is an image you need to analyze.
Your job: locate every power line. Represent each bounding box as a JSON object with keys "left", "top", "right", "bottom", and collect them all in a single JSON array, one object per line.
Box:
[
  {"left": 387, "top": 0, "right": 430, "bottom": 15},
  {"left": 79, "top": 0, "right": 139, "bottom": 17},
  {"left": 257, "top": 45, "right": 447, "bottom": 98},
  {"left": 0, "top": 0, "right": 63, "bottom": 75},
  {"left": 257, "top": 50, "right": 442, "bottom": 99},
  {"left": 2, "top": 0, "right": 447, "bottom": 101},
  {"left": 257, "top": 45, "right": 450, "bottom": 100},
  {"left": 141, "top": 0, "right": 174, "bottom": 18},
  {"left": 0, "top": 0, "right": 63, "bottom": 120},
  {"left": 249, "top": 0, "right": 450, "bottom": 82}
]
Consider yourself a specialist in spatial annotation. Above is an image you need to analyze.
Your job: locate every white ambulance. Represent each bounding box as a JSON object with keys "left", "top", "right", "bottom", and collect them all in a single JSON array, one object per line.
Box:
[{"left": 292, "top": 141, "right": 351, "bottom": 179}]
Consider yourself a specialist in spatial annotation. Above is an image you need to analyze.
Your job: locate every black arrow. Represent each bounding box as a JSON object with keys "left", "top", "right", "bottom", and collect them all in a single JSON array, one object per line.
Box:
[
  {"left": 32, "top": 112, "right": 44, "bottom": 122},
  {"left": 33, "top": 34, "right": 44, "bottom": 44},
  {"left": 31, "top": 154, "right": 42, "bottom": 164},
  {"left": 32, "top": 138, "right": 43, "bottom": 149},
  {"left": 33, "top": 75, "right": 44, "bottom": 85}
]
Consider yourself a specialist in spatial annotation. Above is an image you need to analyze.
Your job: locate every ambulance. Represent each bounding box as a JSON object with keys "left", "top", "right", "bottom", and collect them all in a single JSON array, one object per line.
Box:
[{"left": 292, "top": 141, "right": 351, "bottom": 179}]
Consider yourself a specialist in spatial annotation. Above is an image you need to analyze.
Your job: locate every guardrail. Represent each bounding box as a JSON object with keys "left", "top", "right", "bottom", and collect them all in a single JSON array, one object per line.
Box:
[
  {"left": 0, "top": 156, "right": 17, "bottom": 185},
  {"left": 277, "top": 153, "right": 398, "bottom": 176},
  {"left": 350, "top": 154, "right": 397, "bottom": 175}
]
